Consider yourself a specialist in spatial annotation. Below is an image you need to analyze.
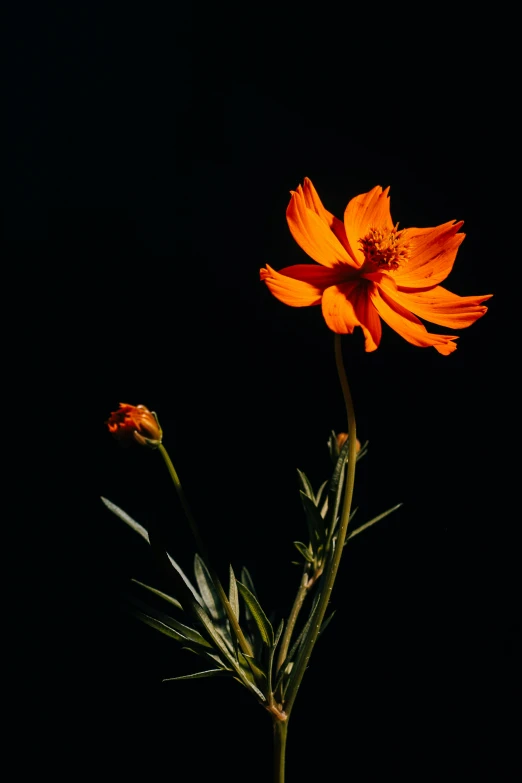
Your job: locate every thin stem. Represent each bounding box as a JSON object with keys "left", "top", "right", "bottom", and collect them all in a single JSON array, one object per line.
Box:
[
  {"left": 158, "top": 443, "right": 207, "bottom": 558},
  {"left": 283, "top": 334, "right": 357, "bottom": 717},
  {"left": 273, "top": 718, "right": 288, "bottom": 783},
  {"left": 157, "top": 443, "right": 254, "bottom": 659},
  {"left": 276, "top": 567, "right": 310, "bottom": 679}
]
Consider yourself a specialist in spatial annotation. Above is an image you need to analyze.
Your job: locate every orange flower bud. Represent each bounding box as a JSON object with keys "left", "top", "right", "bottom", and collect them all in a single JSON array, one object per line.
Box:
[
  {"left": 106, "top": 403, "right": 162, "bottom": 448},
  {"left": 336, "top": 432, "right": 361, "bottom": 453}
]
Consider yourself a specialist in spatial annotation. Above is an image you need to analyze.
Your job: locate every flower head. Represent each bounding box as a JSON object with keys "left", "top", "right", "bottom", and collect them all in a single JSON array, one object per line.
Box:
[
  {"left": 106, "top": 403, "right": 162, "bottom": 447},
  {"left": 260, "top": 179, "right": 492, "bottom": 354}
]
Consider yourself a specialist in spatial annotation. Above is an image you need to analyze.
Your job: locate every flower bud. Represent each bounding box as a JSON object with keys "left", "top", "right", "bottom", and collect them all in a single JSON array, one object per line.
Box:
[
  {"left": 336, "top": 432, "right": 361, "bottom": 453},
  {"left": 106, "top": 403, "right": 162, "bottom": 448}
]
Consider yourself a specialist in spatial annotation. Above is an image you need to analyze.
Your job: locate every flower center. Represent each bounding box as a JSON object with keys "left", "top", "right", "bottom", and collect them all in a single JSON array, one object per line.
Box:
[{"left": 359, "top": 225, "right": 410, "bottom": 271}]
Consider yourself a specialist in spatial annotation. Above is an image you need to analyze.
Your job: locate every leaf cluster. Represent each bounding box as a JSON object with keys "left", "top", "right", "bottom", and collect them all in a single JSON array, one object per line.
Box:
[{"left": 101, "top": 431, "right": 401, "bottom": 715}]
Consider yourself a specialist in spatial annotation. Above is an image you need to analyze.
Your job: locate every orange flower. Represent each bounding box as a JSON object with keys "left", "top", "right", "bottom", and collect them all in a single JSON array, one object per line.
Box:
[
  {"left": 260, "top": 179, "right": 492, "bottom": 354},
  {"left": 106, "top": 403, "right": 162, "bottom": 447}
]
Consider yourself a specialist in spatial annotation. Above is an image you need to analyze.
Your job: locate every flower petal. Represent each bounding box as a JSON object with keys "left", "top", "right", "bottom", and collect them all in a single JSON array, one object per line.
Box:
[
  {"left": 394, "top": 221, "right": 465, "bottom": 287},
  {"left": 322, "top": 282, "right": 360, "bottom": 333},
  {"left": 301, "top": 178, "right": 350, "bottom": 249},
  {"left": 287, "top": 183, "right": 357, "bottom": 268},
  {"left": 388, "top": 285, "right": 492, "bottom": 329},
  {"left": 322, "top": 281, "right": 382, "bottom": 351},
  {"left": 260, "top": 264, "right": 345, "bottom": 307},
  {"left": 344, "top": 186, "right": 394, "bottom": 267},
  {"left": 371, "top": 286, "right": 458, "bottom": 355}
]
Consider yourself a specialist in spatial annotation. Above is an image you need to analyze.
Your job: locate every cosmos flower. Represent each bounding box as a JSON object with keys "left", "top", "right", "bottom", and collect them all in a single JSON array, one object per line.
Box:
[
  {"left": 106, "top": 403, "right": 162, "bottom": 447},
  {"left": 260, "top": 179, "right": 491, "bottom": 354}
]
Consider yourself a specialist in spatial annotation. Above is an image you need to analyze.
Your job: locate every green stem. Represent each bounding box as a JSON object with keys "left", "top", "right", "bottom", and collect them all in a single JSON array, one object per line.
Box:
[
  {"left": 158, "top": 443, "right": 207, "bottom": 558},
  {"left": 273, "top": 718, "right": 288, "bottom": 783},
  {"left": 157, "top": 443, "right": 254, "bottom": 659},
  {"left": 275, "top": 567, "right": 310, "bottom": 682},
  {"left": 283, "top": 335, "right": 357, "bottom": 717}
]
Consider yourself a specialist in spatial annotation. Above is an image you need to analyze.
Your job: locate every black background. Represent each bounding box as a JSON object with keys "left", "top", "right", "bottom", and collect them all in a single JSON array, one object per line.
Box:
[{"left": 7, "top": 5, "right": 520, "bottom": 780}]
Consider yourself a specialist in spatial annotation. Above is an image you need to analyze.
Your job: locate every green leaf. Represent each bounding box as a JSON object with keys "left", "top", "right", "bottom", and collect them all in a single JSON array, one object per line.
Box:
[
  {"left": 127, "top": 595, "right": 213, "bottom": 649},
  {"left": 345, "top": 503, "right": 403, "bottom": 543},
  {"left": 315, "top": 480, "right": 328, "bottom": 508},
  {"left": 319, "top": 611, "right": 336, "bottom": 636},
  {"left": 228, "top": 565, "right": 239, "bottom": 621},
  {"left": 267, "top": 619, "right": 284, "bottom": 696},
  {"left": 240, "top": 567, "right": 258, "bottom": 598},
  {"left": 293, "top": 541, "right": 314, "bottom": 563},
  {"left": 193, "top": 555, "right": 236, "bottom": 654},
  {"left": 296, "top": 469, "right": 315, "bottom": 501},
  {"left": 182, "top": 646, "right": 226, "bottom": 668},
  {"left": 131, "top": 609, "right": 186, "bottom": 643},
  {"left": 228, "top": 565, "right": 241, "bottom": 660},
  {"left": 131, "top": 579, "right": 182, "bottom": 611},
  {"left": 236, "top": 581, "right": 274, "bottom": 647},
  {"left": 299, "top": 491, "right": 325, "bottom": 546},
  {"left": 294, "top": 592, "right": 320, "bottom": 658},
  {"left": 193, "top": 554, "right": 226, "bottom": 625},
  {"left": 240, "top": 567, "right": 262, "bottom": 657},
  {"left": 320, "top": 496, "right": 329, "bottom": 519},
  {"left": 281, "top": 592, "right": 323, "bottom": 697},
  {"left": 101, "top": 497, "right": 150, "bottom": 543},
  {"left": 273, "top": 619, "right": 284, "bottom": 650},
  {"left": 326, "top": 435, "right": 351, "bottom": 534},
  {"left": 163, "top": 669, "right": 231, "bottom": 683},
  {"left": 191, "top": 601, "right": 267, "bottom": 702},
  {"left": 167, "top": 554, "right": 204, "bottom": 607},
  {"left": 238, "top": 653, "right": 266, "bottom": 682},
  {"left": 327, "top": 430, "right": 340, "bottom": 463},
  {"left": 230, "top": 676, "right": 266, "bottom": 702},
  {"left": 274, "top": 591, "right": 321, "bottom": 694}
]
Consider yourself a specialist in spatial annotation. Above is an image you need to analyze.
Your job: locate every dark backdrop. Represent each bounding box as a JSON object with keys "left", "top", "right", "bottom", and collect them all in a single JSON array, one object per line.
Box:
[{"left": 7, "top": 5, "right": 519, "bottom": 780}]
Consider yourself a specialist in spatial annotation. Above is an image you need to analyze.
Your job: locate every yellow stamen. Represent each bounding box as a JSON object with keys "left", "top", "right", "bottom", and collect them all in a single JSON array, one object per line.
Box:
[{"left": 359, "top": 225, "right": 410, "bottom": 271}]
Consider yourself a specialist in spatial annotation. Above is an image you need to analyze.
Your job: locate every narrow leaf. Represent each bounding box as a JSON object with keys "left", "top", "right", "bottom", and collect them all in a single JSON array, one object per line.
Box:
[
  {"left": 283, "top": 592, "right": 325, "bottom": 698},
  {"left": 236, "top": 581, "right": 274, "bottom": 647},
  {"left": 231, "top": 676, "right": 267, "bottom": 702},
  {"left": 319, "top": 611, "right": 336, "bottom": 636},
  {"left": 315, "top": 480, "right": 328, "bottom": 507},
  {"left": 131, "top": 609, "right": 186, "bottom": 643},
  {"left": 267, "top": 619, "right": 284, "bottom": 696},
  {"left": 240, "top": 567, "right": 258, "bottom": 598},
  {"left": 182, "top": 647, "right": 226, "bottom": 667},
  {"left": 163, "top": 669, "right": 231, "bottom": 683},
  {"left": 131, "top": 579, "right": 182, "bottom": 611},
  {"left": 275, "top": 592, "right": 321, "bottom": 694},
  {"left": 240, "top": 567, "right": 262, "bottom": 658},
  {"left": 191, "top": 600, "right": 266, "bottom": 702},
  {"left": 101, "top": 497, "right": 150, "bottom": 543},
  {"left": 167, "top": 554, "right": 204, "bottom": 607},
  {"left": 228, "top": 565, "right": 239, "bottom": 621},
  {"left": 293, "top": 541, "right": 314, "bottom": 563},
  {"left": 326, "top": 435, "right": 351, "bottom": 534},
  {"left": 345, "top": 503, "right": 403, "bottom": 543},
  {"left": 193, "top": 554, "right": 225, "bottom": 625},
  {"left": 238, "top": 653, "right": 266, "bottom": 682},
  {"left": 294, "top": 592, "right": 320, "bottom": 659},
  {"left": 320, "top": 496, "right": 329, "bottom": 519},
  {"left": 296, "top": 469, "right": 315, "bottom": 501},
  {"left": 300, "top": 491, "right": 325, "bottom": 545},
  {"left": 273, "top": 619, "right": 284, "bottom": 650},
  {"left": 327, "top": 430, "right": 340, "bottom": 464},
  {"left": 126, "top": 595, "right": 213, "bottom": 648}
]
